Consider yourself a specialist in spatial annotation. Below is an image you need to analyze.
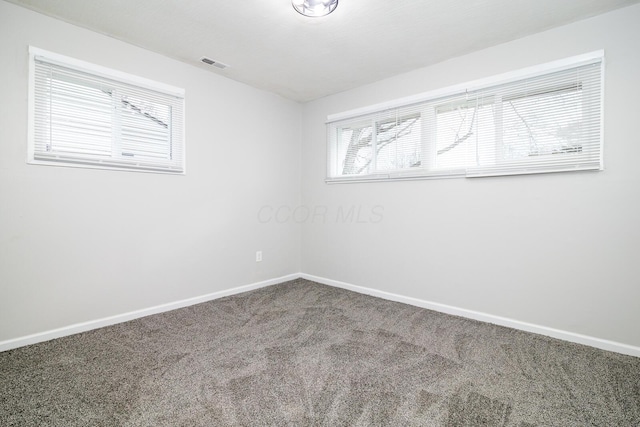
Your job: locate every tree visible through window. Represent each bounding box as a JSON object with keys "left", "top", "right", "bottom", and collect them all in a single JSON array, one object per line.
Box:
[
  {"left": 327, "top": 53, "right": 602, "bottom": 181},
  {"left": 340, "top": 114, "right": 421, "bottom": 175}
]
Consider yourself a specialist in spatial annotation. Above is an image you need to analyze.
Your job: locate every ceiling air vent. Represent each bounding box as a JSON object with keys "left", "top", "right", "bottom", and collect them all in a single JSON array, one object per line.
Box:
[{"left": 200, "top": 56, "right": 228, "bottom": 69}]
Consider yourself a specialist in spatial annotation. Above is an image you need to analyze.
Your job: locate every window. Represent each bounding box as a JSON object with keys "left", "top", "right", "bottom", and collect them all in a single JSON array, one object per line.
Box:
[
  {"left": 327, "top": 51, "right": 603, "bottom": 182},
  {"left": 337, "top": 111, "right": 422, "bottom": 176},
  {"left": 28, "top": 47, "right": 185, "bottom": 174}
]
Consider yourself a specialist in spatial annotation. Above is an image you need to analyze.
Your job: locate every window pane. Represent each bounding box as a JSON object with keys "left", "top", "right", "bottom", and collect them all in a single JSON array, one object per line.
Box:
[
  {"left": 338, "top": 122, "right": 373, "bottom": 175},
  {"left": 435, "top": 102, "right": 477, "bottom": 170},
  {"left": 120, "top": 96, "right": 172, "bottom": 160},
  {"left": 50, "top": 74, "right": 113, "bottom": 157},
  {"left": 375, "top": 114, "right": 422, "bottom": 171},
  {"left": 501, "top": 88, "right": 583, "bottom": 160},
  {"left": 436, "top": 100, "right": 496, "bottom": 169}
]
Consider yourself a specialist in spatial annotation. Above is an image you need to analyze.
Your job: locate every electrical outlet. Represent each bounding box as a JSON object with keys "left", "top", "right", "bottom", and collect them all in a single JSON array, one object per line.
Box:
[{"left": 256, "top": 251, "right": 262, "bottom": 262}]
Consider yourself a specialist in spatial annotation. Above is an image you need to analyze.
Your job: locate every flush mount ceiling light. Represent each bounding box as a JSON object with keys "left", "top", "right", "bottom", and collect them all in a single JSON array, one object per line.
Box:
[{"left": 292, "top": 0, "right": 338, "bottom": 17}]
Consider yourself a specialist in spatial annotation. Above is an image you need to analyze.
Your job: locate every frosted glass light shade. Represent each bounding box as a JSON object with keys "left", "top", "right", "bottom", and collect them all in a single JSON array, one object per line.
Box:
[{"left": 292, "top": 0, "right": 338, "bottom": 17}]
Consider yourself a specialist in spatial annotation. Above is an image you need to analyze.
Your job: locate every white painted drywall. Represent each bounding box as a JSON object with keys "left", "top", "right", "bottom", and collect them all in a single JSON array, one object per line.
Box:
[
  {"left": 2, "top": 0, "right": 639, "bottom": 352},
  {"left": 0, "top": 1, "right": 301, "bottom": 342},
  {"left": 300, "top": 4, "right": 640, "bottom": 348}
]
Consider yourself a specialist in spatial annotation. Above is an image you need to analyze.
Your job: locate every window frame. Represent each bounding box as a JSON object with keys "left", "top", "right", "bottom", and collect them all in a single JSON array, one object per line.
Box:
[
  {"left": 326, "top": 51, "right": 604, "bottom": 183},
  {"left": 27, "top": 46, "right": 186, "bottom": 175}
]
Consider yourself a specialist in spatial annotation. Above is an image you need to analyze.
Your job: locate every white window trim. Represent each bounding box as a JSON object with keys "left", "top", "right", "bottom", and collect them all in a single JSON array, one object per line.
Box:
[
  {"left": 326, "top": 50, "right": 604, "bottom": 183},
  {"left": 27, "top": 46, "right": 186, "bottom": 175}
]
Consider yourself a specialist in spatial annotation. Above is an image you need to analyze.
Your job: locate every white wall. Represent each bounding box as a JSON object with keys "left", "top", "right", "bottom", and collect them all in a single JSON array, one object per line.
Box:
[
  {"left": 301, "top": 4, "right": 640, "bottom": 348},
  {"left": 0, "top": 1, "right": 301, "bottom": 342},
  {"left": 2, "top": 1, "right": 639, "bottom": 353}
]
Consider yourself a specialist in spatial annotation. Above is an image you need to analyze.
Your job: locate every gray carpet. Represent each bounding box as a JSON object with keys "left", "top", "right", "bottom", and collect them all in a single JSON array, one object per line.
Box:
[{"left": 1, "top": 279, "right": 639, "bottom": 426}]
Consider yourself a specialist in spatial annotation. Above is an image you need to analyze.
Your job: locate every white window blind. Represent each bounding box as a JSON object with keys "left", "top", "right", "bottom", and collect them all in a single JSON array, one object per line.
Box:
[
  {"left": 29, "top": 47, "right": 185, "bottom": 174},
  {"left": 327, "top": 52, "right": 603, "bottom": 182}
]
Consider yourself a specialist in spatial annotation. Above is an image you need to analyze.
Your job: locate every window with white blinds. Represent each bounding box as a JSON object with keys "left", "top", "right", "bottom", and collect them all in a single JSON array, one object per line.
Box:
[
  {"left": 327, "top": 51, "right": 603, "bottom": 182},
  {"left": 28, "top": 47, "right": 185, "bottom": 174}
]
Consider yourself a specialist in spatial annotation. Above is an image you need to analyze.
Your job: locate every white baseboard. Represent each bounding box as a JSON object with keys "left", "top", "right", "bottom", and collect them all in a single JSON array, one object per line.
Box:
[
  {"left": 3, "top": 272, "right": 639, "bottom": 358},
  {"left": 0, "top": 273, "right": 299, "bottom": 353},
  {"left": 300, "top": 273, "right": 640, "bottom": 358}
]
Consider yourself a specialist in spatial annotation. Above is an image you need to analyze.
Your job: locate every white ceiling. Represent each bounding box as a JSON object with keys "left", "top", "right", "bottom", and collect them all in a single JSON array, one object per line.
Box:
[{"left": 7, "top": 0, "right": 640, "bottom": 102}]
